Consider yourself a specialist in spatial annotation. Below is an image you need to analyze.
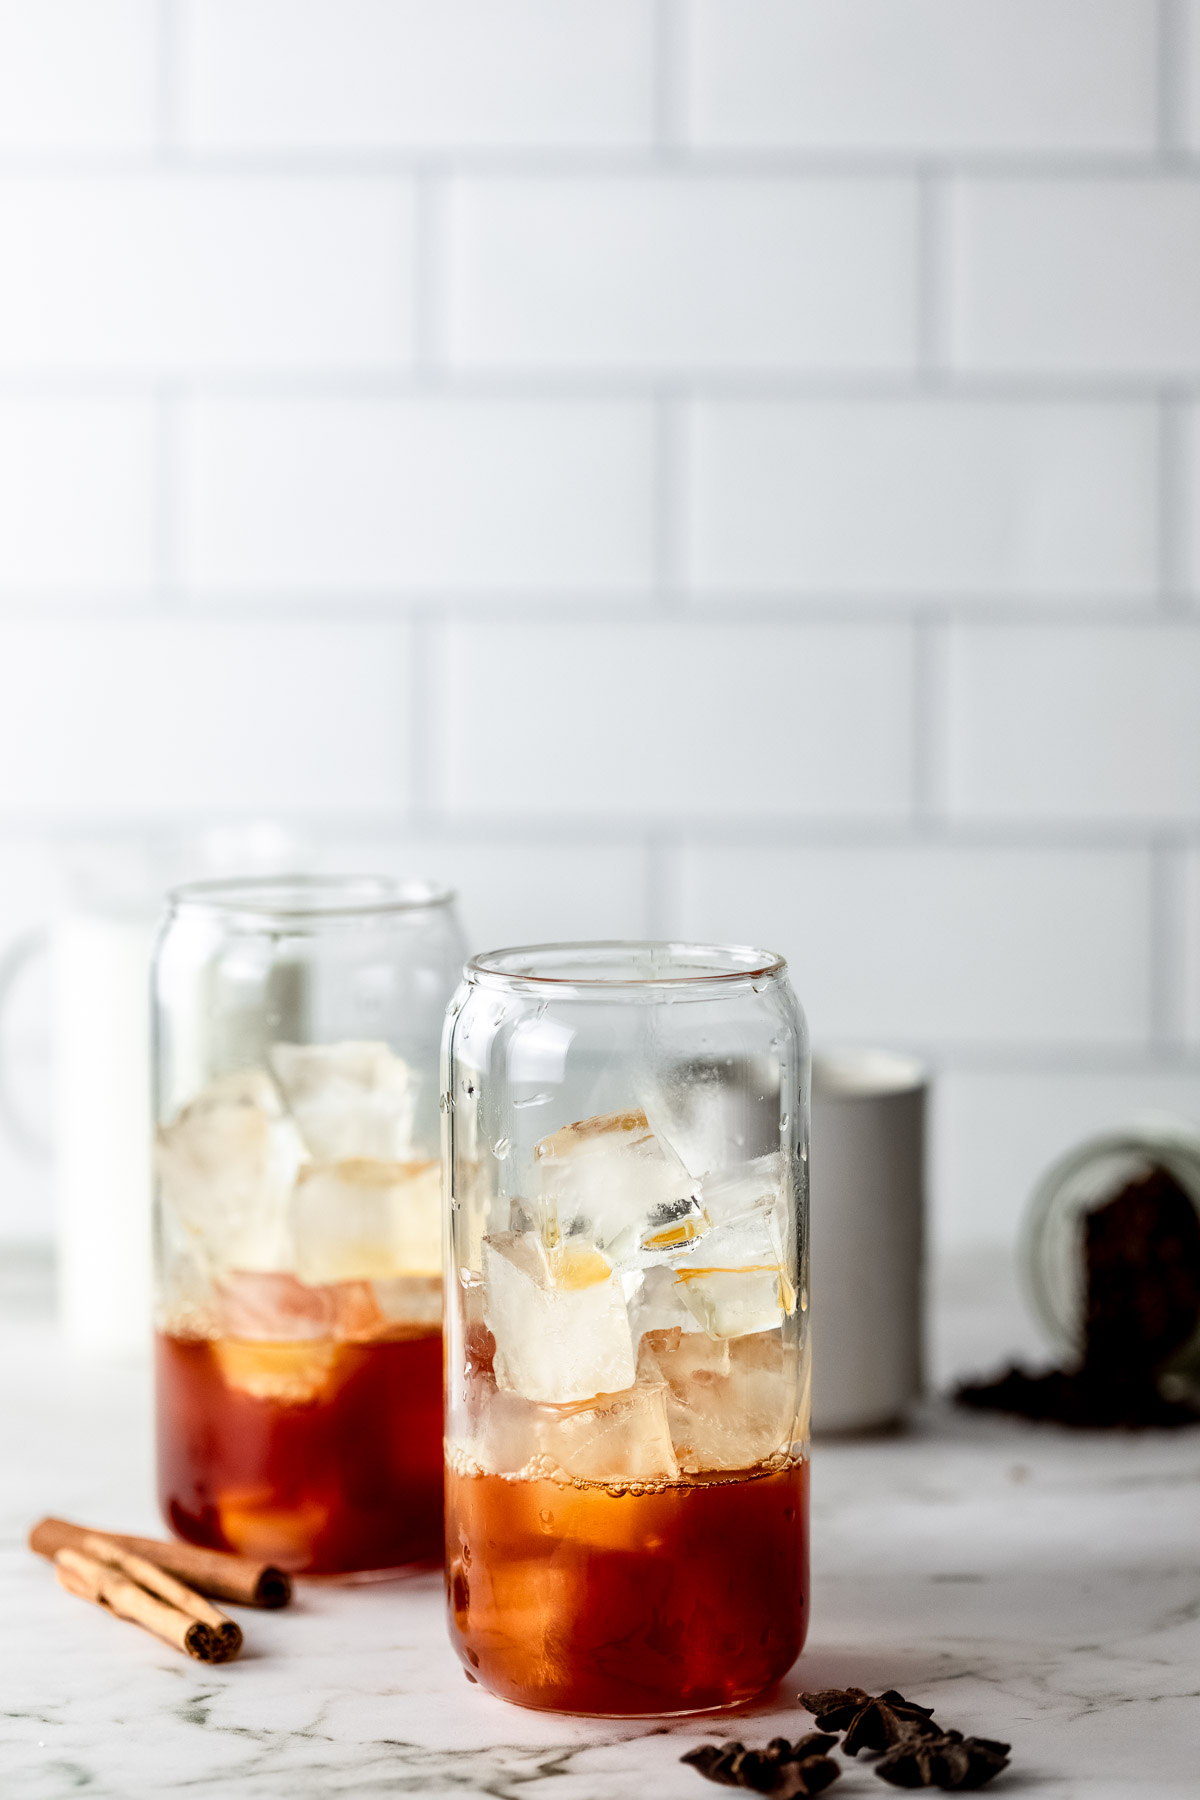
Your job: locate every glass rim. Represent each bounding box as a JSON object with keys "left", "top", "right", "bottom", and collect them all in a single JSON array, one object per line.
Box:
[
  {"left": 467, "top": 939, "right": 787, "bottom": 991},
  {"left": 166, "top": 873, "right": 457, "bottom": 922}
]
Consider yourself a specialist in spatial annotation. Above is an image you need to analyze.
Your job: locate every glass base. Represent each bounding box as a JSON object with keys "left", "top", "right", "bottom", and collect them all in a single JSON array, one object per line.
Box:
[{"left": 459, "top": 1670, "right": 784, "bottom": 1720}]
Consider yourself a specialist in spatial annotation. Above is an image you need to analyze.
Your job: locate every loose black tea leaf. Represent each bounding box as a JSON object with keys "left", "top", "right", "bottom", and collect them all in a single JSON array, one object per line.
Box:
[
  {"left": 799, "top": 1688, "right": 937, "bottom": 1754},
  {"left": 875, "top": 1727, "right": 1010, "bottom": 1790},
  {"left": 681, "top": 1734, "right": 840, "bottom": 1795},
  {"left": 955, "top": 1164, "right": 1200, "bottom": 1430}
]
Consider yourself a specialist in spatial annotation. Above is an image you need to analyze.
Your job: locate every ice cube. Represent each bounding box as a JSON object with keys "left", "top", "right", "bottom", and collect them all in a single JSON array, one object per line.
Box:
[
  {"left": 702, "top": 1151, "right": 788, "bottom": 1226},
  {"left": 217, "top": 1491, "right": 331, "bottom": 1562},
  {"left": 212, "top": 1337, "right": 345, "bottom": 1405},
  {"left": 533, "top": 1107, "right": 705, "bottom": 1266},
  {"left": 673, "top": 1210, "right": 795, "bottom": 1338},
  {"left": 640, "top": 1326, "right": 797, "bottom": 1474},
  {"left": 156, "top": 1069, "right": 308, "bottom": 1272},
  {"left": 482, "top": 1231, "right": 636, "bottom": 1405},
  {"left": 457, "top": 1372, "right": 678, "bottom": 1483},
  {"left": 456, "top": 1375, "right": 536, "bottom": 1476},
  {"left": 630, "top": 1262, "right": 705, "bottom": 1337},
  {"left": 270, "top": 1040, "right": 416, "bottom": 1161},
  {"left": 640, "top": 1067, "right": 730, "bottom": 1180},
  {"left": 291, "top": 1156, "right": 442, "bottom": 1284},
  {"left": 541, "top": 1384, "right": 678, "bottom": 1483},
  {"left": 215, "top": 1268, "right": 383, "bottom": 1343},
  {"left": 372, "top": 1273, "right": 443, "bottom": 1332}
]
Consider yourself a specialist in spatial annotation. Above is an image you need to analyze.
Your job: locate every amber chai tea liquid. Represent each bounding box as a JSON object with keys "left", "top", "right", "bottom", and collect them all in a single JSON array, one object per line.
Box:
[
  {"left": 157, "top": 1303, "right": 443, "bottom": 1576},
  {"left": 446, "top": 1455, "right": 809, "bottom": 1715}
]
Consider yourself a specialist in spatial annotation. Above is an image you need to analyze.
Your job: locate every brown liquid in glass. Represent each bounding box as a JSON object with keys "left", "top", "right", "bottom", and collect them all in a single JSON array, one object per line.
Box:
[
  {"left": 157, "top": 1327, "right": 443, "bottom": 1574},
  {"left": 445, "top": 1457, "right": 808, "bottom": 1715}
]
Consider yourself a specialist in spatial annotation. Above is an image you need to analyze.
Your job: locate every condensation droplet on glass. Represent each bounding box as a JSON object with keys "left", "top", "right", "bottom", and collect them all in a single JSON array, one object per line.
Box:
[
  {"left": 538, "top": 1509, "right": 553, "bottom": 1528},
  {"left": 513, "top": 1091, "right": 552, "bottom": 1110},
  {"left": 438, "top": 1092, "right": 451, "bottom": 1114},
  {"left": 492, "top": 1136, "right": 511, "bottom": 1160},
  {"left": 799, "top": 1285, "right": 809, "bottom": 1312},
  {"left": 780, "top": 1112, "right": 790, "bottom": 1131}
]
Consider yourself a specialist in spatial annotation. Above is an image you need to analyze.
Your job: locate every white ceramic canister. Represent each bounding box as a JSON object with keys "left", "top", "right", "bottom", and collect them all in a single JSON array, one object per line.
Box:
[{"left": 809, "top": 1049, "right": 927, "bottom": 1433}]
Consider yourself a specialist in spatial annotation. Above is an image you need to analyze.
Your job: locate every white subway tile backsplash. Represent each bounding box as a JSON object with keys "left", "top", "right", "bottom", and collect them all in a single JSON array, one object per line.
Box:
[
  {"left": 0, "top": 178, "right": 414, "bottom": 373},
  {"left": 949, "top": 179, "right": 1200, "bottom": 374},
  {"left": 178, "top": 398, "right": 655, "bottom": 594},
  {"left": 946, "top": 625, "right": 1200, "bottom": 821},
  {"left": 0, "top": 400, "right": 156, "bottom": 593},
  {"left": 436, "top": 621, "right": 914, "bottom": 820},
  {"left": 179, "top": 0, "right": 655, "bottom": 149},
  {"left": 686, "top": 0, "right": 1156, "bottom": 153},
  {"left": 0, "top": 2, "right": 1197, "bottom": 1257},
  {"left": 686, "top": 399, "right": 1157, "bottom": 599},
  {"left": 676, "top": 844, "right": 1151, "bottom": 1047},
  {"left": 445, "top": 177, "right": 918, "bottom": 372},
  {"left": 0, "top": 1, "right": 158, "bottom": 151},
  {"left": 330, "top": 837, "right": 651, "bottom": 951},
  {"left": 0, "top": 623, "right": 411, "bottom": 817},
  {"left": 934, "top": 1071, "right": 1200, "bottom": 1251}
]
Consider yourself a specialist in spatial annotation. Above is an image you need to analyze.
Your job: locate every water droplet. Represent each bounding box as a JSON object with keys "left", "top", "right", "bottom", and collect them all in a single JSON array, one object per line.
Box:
[
  {"left": 513, "top": 1091, "right": 552, "bottom": 1110},
  {"left": 538, "top": 1509, "right": 554, "bottom": 1528},
  {"left": 780, "top": 1112, "right": 790, "bottom": 1131},
  {"left": 492, "top": 1136, "right": 511, "bottom": 1160},
  {"left": 438, "top": 1092, "right": 452, "bottom": 1115}
]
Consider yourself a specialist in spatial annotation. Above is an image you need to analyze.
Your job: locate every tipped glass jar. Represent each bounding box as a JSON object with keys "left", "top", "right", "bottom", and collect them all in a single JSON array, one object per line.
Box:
[
  {"left": 153, "top": 876, "right": 465, "bottom": 1575},
  {"left": 442, "top": 942, "right": 811, "bottom": 1717}
]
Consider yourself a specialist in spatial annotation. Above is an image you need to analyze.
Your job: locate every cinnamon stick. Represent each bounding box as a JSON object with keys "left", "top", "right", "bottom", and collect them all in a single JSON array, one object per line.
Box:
[
  {"left": 29, "top": 1517, "right": 291, "bottom": 1608},
  {"left": 54, "top": 1548, "right": 236, "bottom": 1663},
  {"left": 79, "top": 1534, "right": 243, "bottom": 1660}
]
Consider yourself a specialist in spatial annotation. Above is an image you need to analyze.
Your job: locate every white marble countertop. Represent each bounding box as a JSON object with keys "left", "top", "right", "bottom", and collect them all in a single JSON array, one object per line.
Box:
[{"left": 1, "top": 1250, "right": 1197, "bottom": 1800}]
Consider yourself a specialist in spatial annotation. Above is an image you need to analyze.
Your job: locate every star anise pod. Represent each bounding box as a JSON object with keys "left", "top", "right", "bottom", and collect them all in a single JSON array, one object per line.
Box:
[
  {"left": 875, "top": 1726, "right": 1011, "bottom": 1790},
  {"left": 681, "top": 1734, "right": 840, "bottom": 1795},
  {"left": 798, "top": 1688, "right": 938, "bottom": 1755}
]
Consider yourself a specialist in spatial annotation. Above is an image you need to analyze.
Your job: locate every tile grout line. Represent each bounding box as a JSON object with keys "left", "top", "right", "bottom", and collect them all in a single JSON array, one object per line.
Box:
[
  {"left": 653, "top": 0, "right": 687, "bottom": 154},
  {"left": 1157, "top": 0, "right": 1190, "bottom": 159},
  {"left": 412, "top": 166, "right": 445, "bottom": 376},
  {"left": 1149, "top": 836, "right": 1189, "bottom": 1052},
  {"left": 911, "top": 614, "right": 949, "bottom": 822},
  {"left": 1157, "top": 391, "right": 1191, "bottom": 612},
  {"left": 406, "top": 614, "right": 438, "bottom": 830},
  {"left": 155, "top": 0, "right": 181, "bottom": 159},
  {"left": 153, "top": 385, "right": 180, "bottom": 608},
  {"left": 643, "top": 833, "right": 674, "bottom": 938},
  {"left": 916, "top": 168, "right": 951, "bottom": 384},
  {"left": 653, "top": 389, "right": 686, "bottom": 610}
]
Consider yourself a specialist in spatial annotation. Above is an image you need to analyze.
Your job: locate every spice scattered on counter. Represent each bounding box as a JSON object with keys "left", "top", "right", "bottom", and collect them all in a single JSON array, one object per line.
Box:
[
  {"left": 681, "top": 1734, "right": 840, "bottom": 1794},
  {"left": 799, "top": 1688, "right": 937, "bottom": 1756},
  {"left": 874, "top": 1728, "right": 1012, "bottom": 1791},
  {"left": 682, "top": 1689, "right": 1010, "bottom": 1794},
  {"left": 955, "top": 1165, "right": 1200, "bottom": 1429}
]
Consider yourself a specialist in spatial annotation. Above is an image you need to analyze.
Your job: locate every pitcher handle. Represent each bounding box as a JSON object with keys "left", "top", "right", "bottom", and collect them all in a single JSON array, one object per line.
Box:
[{"left": 0, "top": 929, "right": 51, "bottom": 1160}]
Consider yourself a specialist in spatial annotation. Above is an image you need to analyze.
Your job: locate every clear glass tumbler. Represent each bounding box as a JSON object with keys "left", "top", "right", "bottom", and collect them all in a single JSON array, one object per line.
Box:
[
  {"left": 442, "top": 942, "right": 810, "bottom": 1716},
  {"left": 153, "top": 875, "right": 465, "bottom": 1575}
]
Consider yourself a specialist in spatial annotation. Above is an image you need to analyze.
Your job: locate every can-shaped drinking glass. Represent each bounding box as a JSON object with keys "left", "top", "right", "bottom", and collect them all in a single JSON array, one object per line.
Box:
[
  {"left": 443, "top": 942, "right": 811, "bottom": 1715},
  {"left": 153, "top": 876, "right": 465, "bottom": 1575}
]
